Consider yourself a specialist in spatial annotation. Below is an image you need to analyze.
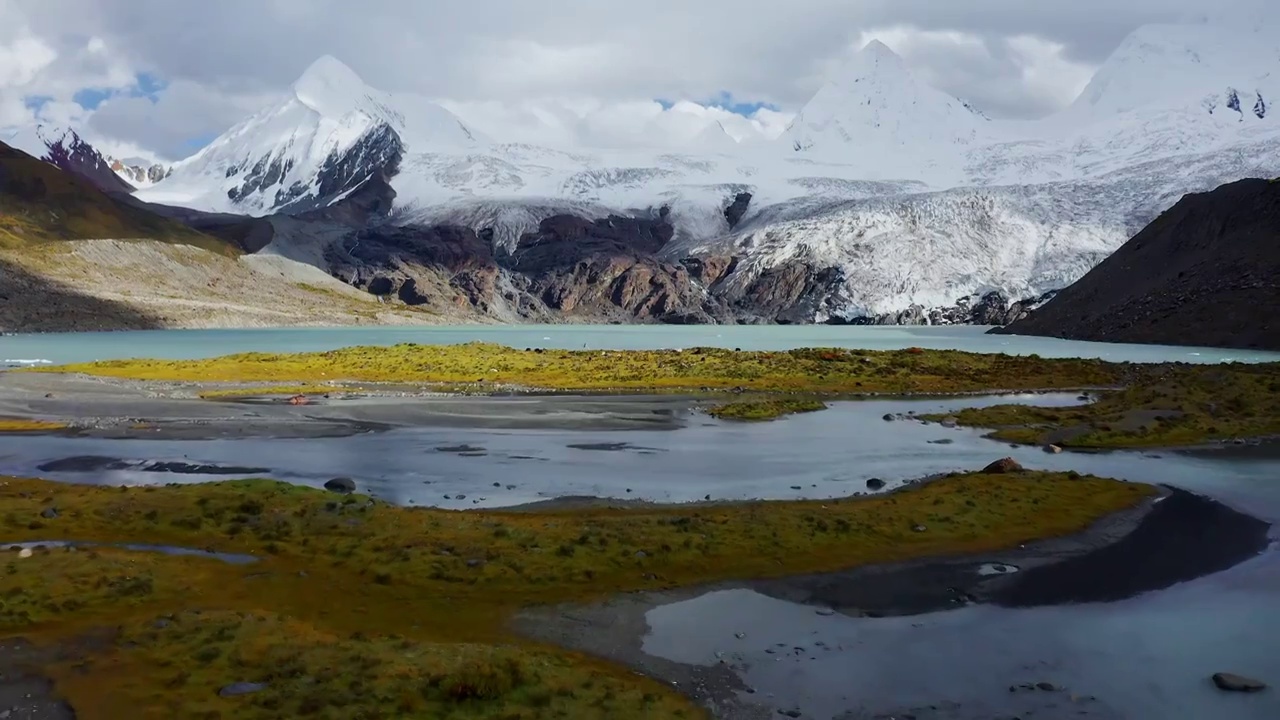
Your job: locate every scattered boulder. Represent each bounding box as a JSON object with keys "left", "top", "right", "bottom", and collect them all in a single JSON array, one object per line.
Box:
[
  {"left": 366, "top": 276, "right": 395, "bottom": 296},
  {"left": 940, "top": 417, "right": 959, "bottom": 428},
  {"left": 397, "top": 277, "right": 429, "bottom": 305},
  {"left": 1036, "top": 682, "right": 1059, "bottom": 691},
  {"left": 40, "top": 507, "right": 59, "bottom": 519},
  {"left": 324, "top": 477, "right": 357, "bottom": 494},
  {"left": 912, "top": 524, "right": 928, "bottom": 533},
  {"left": 882, "top": 414, "right": 896, "bottom": 422},
  {"left": 1045, "top": 444, "right": 1064, "bottom": 454},
  {"left": 218, "top": 682, "right": 268, "bottom": 698},
  {"left": 1212, "top": 673, "right": 1267, "bottom": 692},
  {"left": 866, "top": 478, "right": 886, "bottom": 490},
  {"left": 983, "top": 458, "right": 1025, "bottom": 474},
  {"left": 288, "top": 394, "right": 310, "bottom": 406}
]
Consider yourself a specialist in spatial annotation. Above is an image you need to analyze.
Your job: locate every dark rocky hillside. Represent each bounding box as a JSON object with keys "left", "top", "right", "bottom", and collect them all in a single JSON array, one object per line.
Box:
[{"left": 994, "top": 178, "right": 1280, "bottom": 350}]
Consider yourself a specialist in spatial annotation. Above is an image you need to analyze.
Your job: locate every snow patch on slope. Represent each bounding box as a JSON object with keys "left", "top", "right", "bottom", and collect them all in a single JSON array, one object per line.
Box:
[{"left": 133, "top": 16, "right": 1280, "bottom": 322}]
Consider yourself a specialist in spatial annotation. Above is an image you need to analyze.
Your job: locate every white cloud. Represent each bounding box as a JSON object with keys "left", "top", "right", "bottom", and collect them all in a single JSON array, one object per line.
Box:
[{"left": 0, "top": 0, "right": 1275, "bottom": 158}]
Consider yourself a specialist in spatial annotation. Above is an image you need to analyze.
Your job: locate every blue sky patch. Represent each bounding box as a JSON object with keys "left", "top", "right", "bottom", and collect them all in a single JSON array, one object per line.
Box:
[
  {"left": 73, "top": 72, "right": 168, "bottom": 110},
  {"left": 656, "top": 93, "right": 776, "bottom": 117},
  {"left": 23, "top": 95, "right": 53, "bottom": 112}
]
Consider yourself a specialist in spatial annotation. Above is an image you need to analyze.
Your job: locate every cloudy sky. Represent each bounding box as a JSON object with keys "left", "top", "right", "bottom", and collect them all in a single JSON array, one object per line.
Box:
[{"left": 0, "top": 0, "right": 1271, "bottom": 161}]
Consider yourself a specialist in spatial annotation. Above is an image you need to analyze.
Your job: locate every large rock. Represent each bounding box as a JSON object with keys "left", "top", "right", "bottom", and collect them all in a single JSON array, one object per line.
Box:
[
  {"left": 723, "top": 192, "right": 752, "bottom": 229},
  {"left": 983, "top": 458, "right": 1026, "bottom": 474},
  {"left": 324, "top": 477, "right": 356, "bottom": 494},
  {"left": 397, "top": 277, "right": 429, "bottom": 306},
  {"left": 1212, "top": 673, "right": 1268, "bottom": 692}
]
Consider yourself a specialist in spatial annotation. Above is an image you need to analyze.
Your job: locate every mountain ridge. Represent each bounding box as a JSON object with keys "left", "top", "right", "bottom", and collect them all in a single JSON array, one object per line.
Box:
[
  {"left": 7, "top": 16, "right": 1280, "bottom": 327},
  {"left": 993, "top": 177, "right": 1280, "bottom": 350}
]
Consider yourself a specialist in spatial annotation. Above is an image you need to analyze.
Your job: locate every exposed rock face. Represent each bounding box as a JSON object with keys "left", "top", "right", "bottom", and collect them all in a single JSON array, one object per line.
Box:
[
  {"left": 994, "top": 178, "right": 1280, "bottom": 350},
  {"left": 109, "top": 157, "right": 171, "bottom": 186},
  {"left": 724, "top": 192, "right": 752, "bottom": 229},
  {"left": 833, "top": 290, "right": 1053, "bottom": 327},
  {"left": 680, "top": 256, "right": 738, "bottom": 287},
  {"left": 38, "top": 130, "right": 135, "bottom": 194},
  {"left": 228, "top": 122, "right": 404, "bottom": 213},
  {"left": 723, "top": 262, "right": 847, "bottom": 324},
  {"left": 504, "top": 213, "right": 729, "bottom": 322}
]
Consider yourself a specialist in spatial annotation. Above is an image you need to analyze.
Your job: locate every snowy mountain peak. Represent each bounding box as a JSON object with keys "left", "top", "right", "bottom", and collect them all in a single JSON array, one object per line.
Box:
[
  {"left": 780, "top": 38, "right": 985, "bottom": 164},
  {"left": 1067, "top": 21, "right": 1280, "bottom": 119},
  {"left": 292, "top": 55, "right": 370, "bottom": 117},
  {"left": 858, "top": 39, "right": 906, "bottom": 66}
]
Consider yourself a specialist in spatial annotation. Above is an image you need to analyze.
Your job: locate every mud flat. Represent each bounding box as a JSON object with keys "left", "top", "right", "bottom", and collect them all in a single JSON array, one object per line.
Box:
[
  {"left": 0, "top": 372, "right": 698, "bottom": 438},
  {"left": 513, "top": 488, "right": 1274, "bottom": 719}
]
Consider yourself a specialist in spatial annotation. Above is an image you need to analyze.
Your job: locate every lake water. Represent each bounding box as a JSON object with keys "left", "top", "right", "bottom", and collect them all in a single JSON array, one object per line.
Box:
[
  {"left": 2, "top": 394, "right": 1278, "bottom": 518},
  {"left": 4, "top": 325, "right": 1279, "bottom": 366}
]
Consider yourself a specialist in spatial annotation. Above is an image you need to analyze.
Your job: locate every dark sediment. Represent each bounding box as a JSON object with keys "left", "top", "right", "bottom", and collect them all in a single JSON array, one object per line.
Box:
[
  {"left": 37, "top": 456, "right": 270, "bottom": 475},
  {"left": 993, "top": 488, "right": 1272, "bottom": 607}
]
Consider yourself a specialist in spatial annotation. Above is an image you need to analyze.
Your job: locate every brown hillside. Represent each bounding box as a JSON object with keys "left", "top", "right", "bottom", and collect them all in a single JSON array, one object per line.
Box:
[{"left": 0, "top": 140, "right": 231, "bottom": 254}]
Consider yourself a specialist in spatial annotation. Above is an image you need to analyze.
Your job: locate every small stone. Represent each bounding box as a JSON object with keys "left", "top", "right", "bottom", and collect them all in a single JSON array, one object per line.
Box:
[
  {"left": 779, "top": 710, "right": 802, "bottom": 718},
  {"left": 790, "top": 486, "right": 803, "bottom": 491},
  {"left": 815, "top": 609, "right": 836, "bottom": 616},
  {"left": 493, "top": 482, "right": 501, "bottom": 488},
  {"left": 705, "top": 494, "right": 711, "bottom": 501},
  {"left": 39, "top": 507, "right": 58, "bottom": 519},
  {"left": 941, "top": 417, "right": 958, "bottom": 428},
  {"left": 288, "top": 395, "right": 309, "bottom": 406},
  {"left": 455, "top": 494, "right": 467, "bottom": 500},
  {"left": 153, "top": 619, "right": 171, "bottom": 629},
  {"left": 912, "top": 524, "right": 927, "bottom": 533},
  {"left": 634, "top": 551, "right": 648, "bottom": 559},
  {"left": 866, "top": 478, "right": 886, "bottom": 490},
  {"left": 218, "top": 682, "right": 268, "bottom": 697},
  {"left": 735, "top": 632, "right": 746, "bottom": 639},
  {"left": 882, "top": 414, "right": 896, "bottom": 422},
  {"left": 1036, "top": 682, "right": 1058, "bottom": 691},
  {"left": 1045, "top": 444, "right": 1064, "bottom": 454},
  {"left": 16, "top": 549, "right": 31, "bottom": 559},
  {"left": 323, "top": 477, "right": 356, "bottom": 494},
  {"left": 1211, "top": 673, "right": 1267, "bottom": 692},
  {"left": 466, "top": 559, "right": 484, "bottom": 569}
]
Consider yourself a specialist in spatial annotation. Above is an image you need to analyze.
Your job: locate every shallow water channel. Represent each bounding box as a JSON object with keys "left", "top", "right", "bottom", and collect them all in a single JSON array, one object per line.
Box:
[{"left": 0, "top": 392, "right": 1276, "bottom": 719}]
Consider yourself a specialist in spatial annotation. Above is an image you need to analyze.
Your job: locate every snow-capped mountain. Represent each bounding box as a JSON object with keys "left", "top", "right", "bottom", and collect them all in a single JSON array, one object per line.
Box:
[
  {"left": 133, "top": 17, "right": 1280, "bottom": 322},
  {"left": 2, "top": 124, "right": 136, "bottom": 194},
  {"left": 145, "top": 55, "right": 483, "bottom": 215},
  {"left": 781, "top": 40, "right": 988, "bottom": 160}
]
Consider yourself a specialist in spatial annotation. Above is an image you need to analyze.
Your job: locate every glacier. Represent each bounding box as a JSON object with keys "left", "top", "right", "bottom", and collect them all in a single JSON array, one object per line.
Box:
[{"left": 131, "top": 16, "right": 1280, "bottom": 321}]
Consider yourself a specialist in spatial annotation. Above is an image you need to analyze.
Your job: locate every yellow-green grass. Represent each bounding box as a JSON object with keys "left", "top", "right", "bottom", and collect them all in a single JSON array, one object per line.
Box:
[
  {"left": 58, "top": 610, "right": 699, "bottom": 720},
  {"left": 923, "top": 363, "right": 1280, "bottom": 448},
  {"left": 40, "top": 342, "right": 1123, "bottom": 395},
  {"left": 0, "top": 472, "right": 1152, "bottom": 718},
  {"left": 707, "top": 398, "right": 828, "bottom": 421},
  {"left": 0, "top": 418, "right": 67, "bottom": 432},
  {"left": 196, "top": 384, "right": 345, "bottom": 400}
]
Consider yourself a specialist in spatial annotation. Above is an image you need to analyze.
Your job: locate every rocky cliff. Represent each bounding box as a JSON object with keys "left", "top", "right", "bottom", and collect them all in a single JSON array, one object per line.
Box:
[{"left": 994, "top": 178, "right": 1280, "bottom": 350}]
